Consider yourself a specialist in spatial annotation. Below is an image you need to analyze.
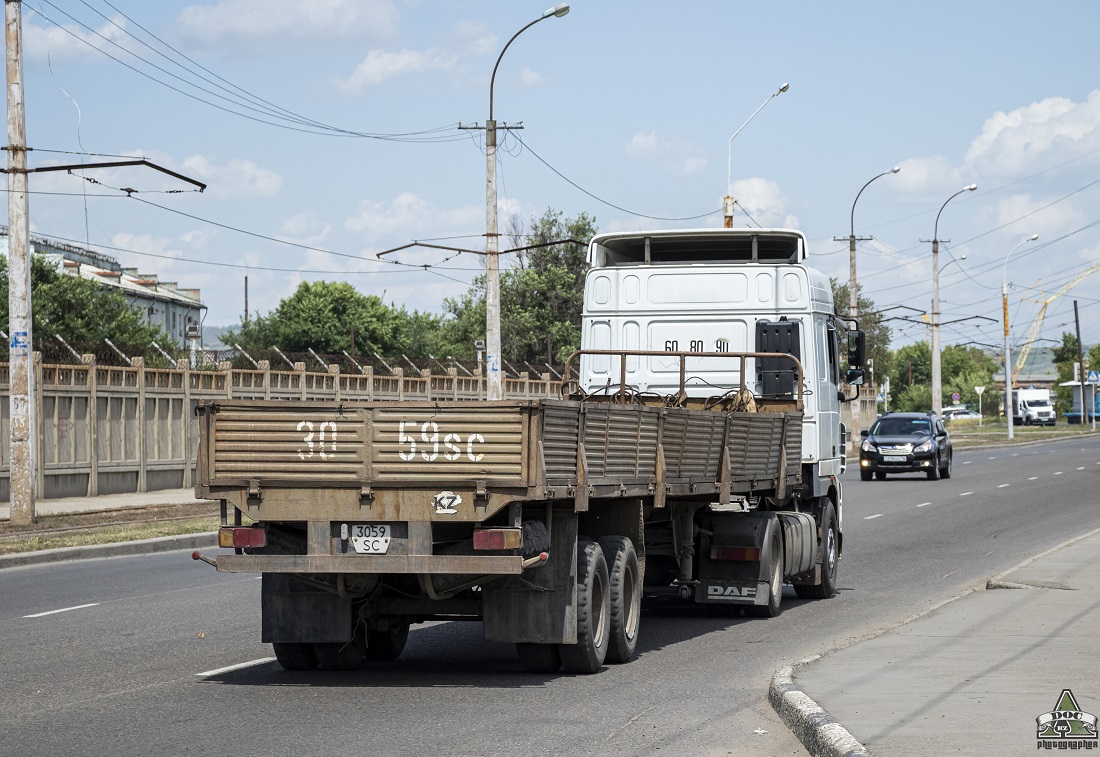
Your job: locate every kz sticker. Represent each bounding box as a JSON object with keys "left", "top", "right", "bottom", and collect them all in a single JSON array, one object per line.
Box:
[{"left": 432, "top": 491, "right": 461, "bottom": 515}]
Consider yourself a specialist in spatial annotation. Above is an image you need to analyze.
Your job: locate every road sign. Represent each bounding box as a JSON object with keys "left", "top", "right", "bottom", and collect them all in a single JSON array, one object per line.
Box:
[
  {"left": 975, "top": 385, "right": 986, "bottom": 396},
  {"left": 951, "top": 392, "right": 960, "bottom": 402},
  {"left": 1088, "top": 370, "right": 1100, "bottom": 384}
]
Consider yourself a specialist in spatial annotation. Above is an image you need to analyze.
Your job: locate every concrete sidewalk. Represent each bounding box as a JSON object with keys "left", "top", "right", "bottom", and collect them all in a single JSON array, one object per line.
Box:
[
  {"left": 0, "top": 487, "right": 213, "bottom": 520},
  {"left": 772, "top": 528, "right": 1100, "bottom": 755}
]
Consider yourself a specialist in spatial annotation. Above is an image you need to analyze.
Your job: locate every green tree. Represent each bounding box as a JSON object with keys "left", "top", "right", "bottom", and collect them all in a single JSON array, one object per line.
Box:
[
  {"left": 444, "top": 208, "right": 598, "bottom": 364},
  {"left": 830, "top": 279, "right": 892, "bottom": 381},
  {"left": 941, "top": 344, "right": 999, "bottom": 413},
  {"left": 1050, "top": 332, "right": 1100, "bottom": 416},
  {"left": 0, "top": 255, "right": 169, "bottom": 356},
  {"left": 225, "top": 280, "right": 405, "bottom": 354}
]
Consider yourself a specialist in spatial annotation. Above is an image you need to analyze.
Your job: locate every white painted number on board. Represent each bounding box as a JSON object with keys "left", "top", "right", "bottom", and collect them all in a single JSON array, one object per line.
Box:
[
  {"left": 398, "top": 421, "right": 484, "bottom": 462},
  {"left": 297, "top": 420, "right": 337, "bottom": 460}
]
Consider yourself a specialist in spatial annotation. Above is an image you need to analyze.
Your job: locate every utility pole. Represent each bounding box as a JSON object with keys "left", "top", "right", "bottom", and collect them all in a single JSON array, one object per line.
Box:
[
  {"left": 7, "top": 0, "right": 35, "bottom": 525},
  {"left": 1074, "top": 300, "right": 1087, "bottom": 430},
  {"left": 244, "top": 275, "right": 249, "bottom": 323}
]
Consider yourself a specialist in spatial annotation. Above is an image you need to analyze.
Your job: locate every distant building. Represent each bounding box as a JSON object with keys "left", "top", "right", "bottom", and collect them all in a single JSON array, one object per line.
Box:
[{"left": 0, "top": 229, "right": 205, "bottom": 347}]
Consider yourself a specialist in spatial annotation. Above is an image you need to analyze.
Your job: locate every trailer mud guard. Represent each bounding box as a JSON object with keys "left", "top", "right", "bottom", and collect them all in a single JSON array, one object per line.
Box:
[{"left": 482, "top": 511, "right": 579, "bottom": 645}]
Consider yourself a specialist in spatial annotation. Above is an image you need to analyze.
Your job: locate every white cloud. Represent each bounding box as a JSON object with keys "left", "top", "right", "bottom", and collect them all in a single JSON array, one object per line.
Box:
[
  {"left": 519, "top": 67, "right": 544, "bottom": 87},
  {"left": 965, "top": 91, "right": 1100, "bottom": 176},
  {"left": 336, "top": 48, "right": 457, "bottom": 93},
  {"left": 345, "top": 192, "right": 483, "bottom": 244},
  {"left": 993, "top": 193, "right": 1084, "bottom": 241},
  {"left": 23, "top": 16, "right": 131, "bottom": 65},
  {"left": 625, "top": 131, "right": 707, "bottom": 176},
  {"left": 172, "top": 0, "right": 399, "bottom": 49},
  {"left": 730, "top": 178, "right": 799, "bottom": 229},
  {"left": 180, "top": 155, "right": 282, "bottom": 198}
]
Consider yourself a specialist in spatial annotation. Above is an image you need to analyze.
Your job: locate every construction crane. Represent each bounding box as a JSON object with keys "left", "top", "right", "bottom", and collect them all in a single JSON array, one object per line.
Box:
[{"left": 1011, "top": 260, "right": 1100, "bottom": 384}]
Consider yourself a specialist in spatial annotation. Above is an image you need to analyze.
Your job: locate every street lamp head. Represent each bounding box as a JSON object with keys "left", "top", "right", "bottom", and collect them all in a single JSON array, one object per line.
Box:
[
  {"left": 543, "top": 3, "right": 570, "bottom": 18},
  {"left": 777, "top": 82, "right": 790, "bottom": 94},
  {"left": 1028, "top": 233, "right": 1039, "bottom": 241},
  {"left": 966, "top": 183, "right": 977, "bottom": 191},
  {"left": 891, "top": 166, "right": 900, "bottom": 174}
]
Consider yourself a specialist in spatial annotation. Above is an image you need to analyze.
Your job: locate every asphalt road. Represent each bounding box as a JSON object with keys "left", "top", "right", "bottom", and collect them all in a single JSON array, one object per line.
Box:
[{"left": 2, "top": 434, "right": 1098, "bottom": 757}]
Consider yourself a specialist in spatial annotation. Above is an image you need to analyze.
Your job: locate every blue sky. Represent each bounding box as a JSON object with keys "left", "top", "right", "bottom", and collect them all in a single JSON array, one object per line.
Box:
[{"left": 9, "top": 0, "right": 1100, "bottom": 357}]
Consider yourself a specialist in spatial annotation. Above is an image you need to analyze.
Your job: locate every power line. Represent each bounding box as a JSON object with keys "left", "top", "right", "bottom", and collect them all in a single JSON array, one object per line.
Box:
[
  {"left": 27, "top": 2, "right": 466, "bottom": 142},
  {"left": 511, "top": 131, "right": 722, "bottom": 221}
]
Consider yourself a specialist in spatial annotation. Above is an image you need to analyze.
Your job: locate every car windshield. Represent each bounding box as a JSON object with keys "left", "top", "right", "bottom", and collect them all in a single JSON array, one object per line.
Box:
[
  {"left": 1028, "top": 399, "right": 1051, "bottom": 407},
  {"left": 871, "top": 417, "right": 931, "bottom": 436}
]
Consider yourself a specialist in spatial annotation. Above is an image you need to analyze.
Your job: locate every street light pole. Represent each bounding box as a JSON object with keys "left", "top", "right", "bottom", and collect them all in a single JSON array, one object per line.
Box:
[
  {"left": 484, "top": 4, "right": 569, "bottom": 401},
  {"left": 929, "top": 184, "right": 977, "bottom": 417},
  {"left": 1001, "top": 234, "right": 1038, "bottom": 439},
  {"left": 843, "top": 167, "right": 899, "bottom": 321},
  {"left": 723, "top": 83, "right": 788, "bottom": 227}
]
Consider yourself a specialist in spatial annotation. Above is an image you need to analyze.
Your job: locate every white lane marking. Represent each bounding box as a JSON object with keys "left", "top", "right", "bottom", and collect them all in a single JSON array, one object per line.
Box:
[
  {"left": 997, "top": 484, "right": 1010, "bottom": 488},
  {"left": 942, "top": 571, "right": 957, "bottom": 579},
  {"left": 23, "top": 602, "right": 100, "bottom": 618},
  {"left": 864, "top": 514, "right": 883, "bottom": 520},
  {"left": 1077, "top": 467, "right": 1086, "bottom": 471},
  {"left": 196, "top": 658, "right": 277, "bottom": 677},
  {"left": 987, "top": 456, "right": 997, "bottom": 460},
  {"left": 1054, "top": 471, "right": 1063, "bottom": 476},
  {"left": 960, "top": 492, "right": 973, "bottom": 497},
  {"left": 983, "top": 551, "right": 995, "bottom": 557},
  {"left": 1011, "top": 453, "right": 1019, "bottom": 457},
  {"left": 916, "top": 502, "right": 932, "bottom": 507},
  {"left": 963, "top": 461, "right": 973, "bottom": 465},
  {"left": 1028, "top": 476, "right": 1038, "bottom": 481}
]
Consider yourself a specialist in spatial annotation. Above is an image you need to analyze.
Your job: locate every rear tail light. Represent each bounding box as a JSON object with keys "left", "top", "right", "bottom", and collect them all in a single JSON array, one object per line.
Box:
[
  {"left": 219, "top": 527, "right": 266, "bottom": 549},
  {"left": 711, "top": 545, "right": 761, "bottom": 562},
  {"left": 473, "top": 528, "right": 522, "bottom": 551}
]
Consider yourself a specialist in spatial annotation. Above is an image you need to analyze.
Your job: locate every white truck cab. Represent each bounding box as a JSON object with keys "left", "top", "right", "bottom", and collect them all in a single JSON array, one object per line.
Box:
[{"left": 578, "top": 228, "right": 860, "bottom": 499}]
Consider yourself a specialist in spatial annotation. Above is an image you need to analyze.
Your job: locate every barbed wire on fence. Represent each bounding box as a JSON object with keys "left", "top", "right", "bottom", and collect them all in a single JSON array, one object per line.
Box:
[{"left": 1, "top": 337, "right": 566, "bottom": 378}]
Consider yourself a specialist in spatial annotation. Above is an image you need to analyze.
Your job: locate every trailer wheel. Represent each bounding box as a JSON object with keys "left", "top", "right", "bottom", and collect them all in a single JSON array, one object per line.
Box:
[
  {"left": 272, "top": 642, "right": 318, "bottom": 671},
  {"left": 559, "top": 540, "right": 610, "bottom": 674},
  {"left": 516, "top": 643, "right": 561, "bottom": 674},
  {"left": 365, "top": 622, "right": 409, "bottom": 661},
  {"left": 794, "top": 502, "right": 838, "bottom": 600},
  {"left": 746, "top": 524, "right": 784, "bottom": 618},
  {"left": 598, "top": 536, "right": 641, "bottom": 664},
  {"left": 314, "top": 634, "right": 365, "bottom": 671}
]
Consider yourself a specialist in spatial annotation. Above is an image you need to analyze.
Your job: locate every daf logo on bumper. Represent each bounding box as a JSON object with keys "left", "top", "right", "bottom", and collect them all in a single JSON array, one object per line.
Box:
[{"left": 707, "top": 584, "right": 757, "bottom": 599}]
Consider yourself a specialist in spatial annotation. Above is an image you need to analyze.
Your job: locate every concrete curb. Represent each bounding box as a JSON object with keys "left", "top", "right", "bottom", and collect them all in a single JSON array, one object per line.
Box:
[
  {"left": 0, "top": 531, "right": 217, "bottom": 570},
  {"left": 769, "top": 657, "right": 873, "bottom": 757}
]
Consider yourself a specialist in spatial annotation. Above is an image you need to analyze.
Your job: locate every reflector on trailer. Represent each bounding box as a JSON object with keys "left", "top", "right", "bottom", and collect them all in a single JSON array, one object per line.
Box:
[
  {"left": 473, "top": 527, "right": 522, "bottom": 551},
  {"left": 712, "top": 545, "right": 761, "bottom": 561},
  {"left": 219, "top": 527, "right": 266, "bottom": 549}
]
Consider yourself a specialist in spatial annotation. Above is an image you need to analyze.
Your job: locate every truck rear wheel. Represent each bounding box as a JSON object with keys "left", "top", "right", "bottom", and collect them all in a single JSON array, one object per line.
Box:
[
  {"left": 598, "top": 536, "right": 641, "bottom": 664},
  {"left": 794, "top": 502, "right": 838, "bottom": 600},
  {"left": 314, "top": 635, "right": 365, "bottom": 670},
  {"left": 516, "top": 643, "right": 561, "bottom": 673},
  {"left": 559, "top": 540, "right": 610, "bottom": 674},
  {"left": 365, "top": 622, "right": 409, "bottom": 661},
  {"left": 272, "top": 642, "right": 318, "bottom": 671},
  {"left": 746, "top": 524, "right": 784, "bottom": 618}
]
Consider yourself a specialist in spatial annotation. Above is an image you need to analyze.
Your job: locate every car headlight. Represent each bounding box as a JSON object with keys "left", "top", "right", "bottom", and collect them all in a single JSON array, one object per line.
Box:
[
  {"left": 861, "top": 439, "right": 874, "bottom": 452},
  {"left": 913, "top": 440, "right": 933, "bottom": 453}
]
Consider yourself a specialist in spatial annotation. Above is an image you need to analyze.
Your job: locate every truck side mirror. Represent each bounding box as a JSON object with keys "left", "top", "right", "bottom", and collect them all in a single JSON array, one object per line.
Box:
[
  {"left": 847, "top": 330, "right": 866, "bottom": 368},
  {"left": 846, "top": 368, "right": 865, "bottom": 386}
]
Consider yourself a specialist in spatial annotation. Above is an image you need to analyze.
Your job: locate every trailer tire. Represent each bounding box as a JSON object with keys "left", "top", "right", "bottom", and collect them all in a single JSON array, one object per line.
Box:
[
  {"left": 746, "top": 523, "right": 784, "bottom": 618},
  {"left": 559, "top": 540, "right": 610, "bottom": 674},
  {"left": 365, "top": 622, "right": 409, "bottom": 661},
  {"left": 272, "top": 642, "right": 318, "bottom": 671},
  {"left": 598, "top": 536, "right": 641, "bottom": 664},
  {"left": 314, "top": 635, "right": 365, "bottom": 671},
  {"left": 516, "top": 643, "right": 561, "bottom": 674},
  {"left": 794, "top": 502, "right": 838, "bottom": 600}
]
